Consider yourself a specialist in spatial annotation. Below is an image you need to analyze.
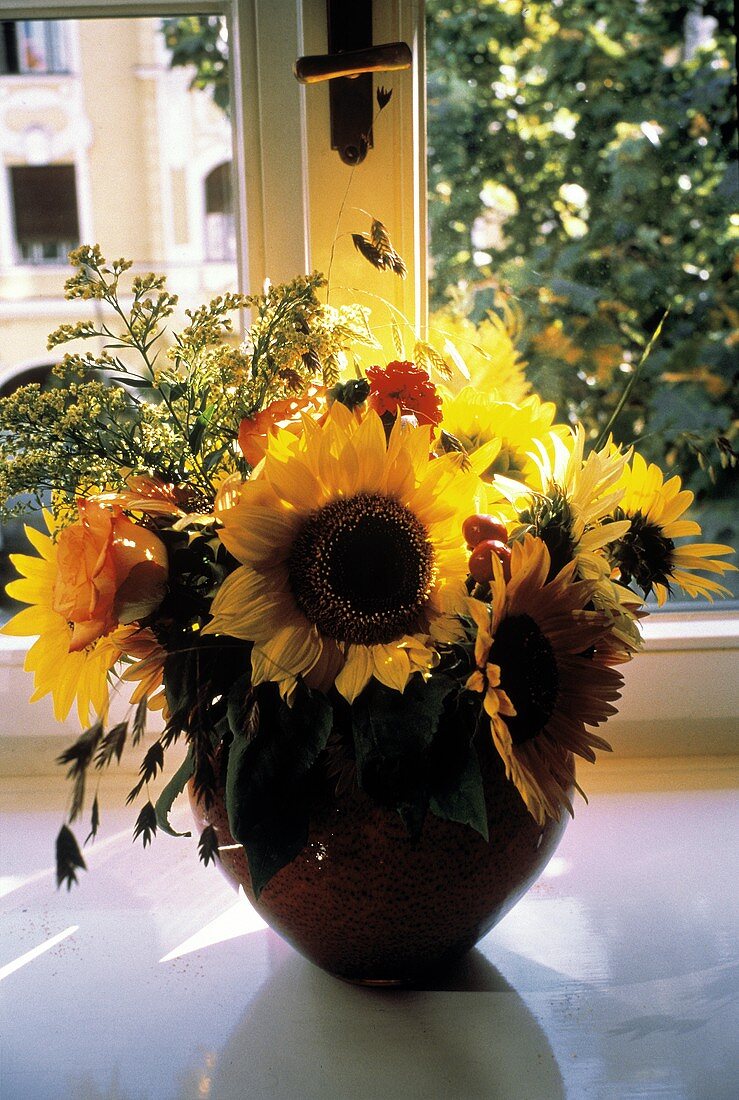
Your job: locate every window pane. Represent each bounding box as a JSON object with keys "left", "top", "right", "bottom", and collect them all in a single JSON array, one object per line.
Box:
[
  {"left": 0, "top": 14, "right": 236, "bottom": 616},
  {"left": 11, "top": 164, "right": 79, "bottom": 260},
  {"left": 0, "top": 20, "right": 70, "bottom": 75},
  {"left": 426, "top": 0, "right": 738, "bottom": 603}
]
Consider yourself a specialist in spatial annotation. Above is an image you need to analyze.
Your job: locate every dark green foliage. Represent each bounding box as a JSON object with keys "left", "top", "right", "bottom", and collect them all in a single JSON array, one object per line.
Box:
[
  {"left": 426, "top": 0, "right": 737, "bottom": 587},
  {"left": 126, "top": 741, "right": 165, "bottom": 805},
  {"left": 161, "top": 17, "right": 230, "bottom": 115},
  {"left": 328, "top": 378, "right": 371, "bottom": 410},
  {"left": 56, "top": 720, "right": 104, "bottom": 822},
  {"left": 85, "top": 795, "right": 100, "bottom": 844},
  {"left": 132, "top": 698, "right": 148, "bottom": 746},
  {"left": 94, "top": 722, "right": 128, "bottom": 769},
  {"left": 429, "top": 745, "right": 489, "bottom": 842},
  {"left": 154, "top": 749, "right": 194, "bottom": 838},
  {"left": 198, "top": 825, "right": 221, "bottom": 867},
  {"left": 350, "top": 673, "right": 486, "bottom": 841},
  {"left": 224, "top": 683, "right": 332, "bottom": 896},
  {"left": 350, "top": 674, "right": 455, "bottom": 820}
]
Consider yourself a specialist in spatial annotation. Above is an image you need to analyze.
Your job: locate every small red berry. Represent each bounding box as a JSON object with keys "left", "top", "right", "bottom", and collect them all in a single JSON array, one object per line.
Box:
[
  {"left": 462, "top": 514, "right": 508, "bottom": 549},
  {"left": 468, "top": 539, "right": 512, "bottom": 584}
]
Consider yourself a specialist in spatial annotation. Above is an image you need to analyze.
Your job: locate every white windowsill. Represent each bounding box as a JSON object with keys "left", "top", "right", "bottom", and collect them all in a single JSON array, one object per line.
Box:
[{"left": 1, "top": 609, "right": 737, "bottom": 776}]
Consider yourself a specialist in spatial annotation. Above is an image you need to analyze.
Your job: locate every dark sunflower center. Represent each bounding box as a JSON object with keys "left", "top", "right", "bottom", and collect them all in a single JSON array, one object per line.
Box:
[
  {"left": 287, "top": 493, "right": 435, "bottom": 645},
  {"left": 608, "top": 509, "right": 675, "bottom": 596},
  {"left": 488, "top": 613, "right": 559, "bottom": 745}
]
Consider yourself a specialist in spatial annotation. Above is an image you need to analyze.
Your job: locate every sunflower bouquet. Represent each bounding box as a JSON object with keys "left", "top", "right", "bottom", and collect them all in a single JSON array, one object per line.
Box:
[{"left": 1, "top": 246, "right": 734, "bottom": 896}]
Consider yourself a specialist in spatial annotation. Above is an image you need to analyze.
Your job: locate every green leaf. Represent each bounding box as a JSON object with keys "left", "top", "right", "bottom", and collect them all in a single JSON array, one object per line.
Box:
[
  {"left": 224, "top": 684, "right": 332, "bottom": 894},
  {"left": 94, "top": 722, "right": 128, "bottom": 768},
  {"left": 154, "top": 748, "right": 194, "bottom": 837},
  {"left": 56, "top": 720, "right": 104, "bottom": 776},
  {"left": 397, "top": 797, "right": 428, "bottom": 842},
  {"left": 243, "top": 811, "right": 309, "bottom": 900},
  {"left": 350, "top": 674, "right": 456, "bottom": 805},
  {"left": 548, "top": 278, "right": 601, "bottom": 314},
  {"left": 56, "top": 824, "right": 86, "bottom": 890},
  {"left": 225, "top": 683, "right": 332, "bottom": 842},
  {"left": 188, "top": 407, "right": 214, "bottom": 455},
  {"left": 429, "top": 746, "right": 489, "bottom": 842},
  {"left": 226, "top": 673, "right": 254, "bottom": 740},
  {"left": 132, "top": 698, "right": 148, "bottom": 745}
]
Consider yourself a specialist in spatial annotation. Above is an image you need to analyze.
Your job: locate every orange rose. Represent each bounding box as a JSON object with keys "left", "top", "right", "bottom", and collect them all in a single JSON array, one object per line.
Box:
[
  {"left": 52, "top": 499, "right": 168, "bottom": 652},
  {"left": 237, "top": 387, "right": 327, "bottom": 466}
]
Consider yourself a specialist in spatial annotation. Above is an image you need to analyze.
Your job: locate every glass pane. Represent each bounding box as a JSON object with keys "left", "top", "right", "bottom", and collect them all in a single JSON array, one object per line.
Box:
[
  {"left": 426, "top": 0, "right": 737, "bottom": 603},
  {"left": 0, "top": 14, "right": 236, "bottom": 618}
]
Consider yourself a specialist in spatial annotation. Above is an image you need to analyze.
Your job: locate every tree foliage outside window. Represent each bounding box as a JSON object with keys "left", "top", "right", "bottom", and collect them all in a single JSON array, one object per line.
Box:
[
  {"left": 161, "top": 15, "right": 230, "bottom": 115},
  {"left": 427, "top": 0, "right": 737, "bottom": 593}
]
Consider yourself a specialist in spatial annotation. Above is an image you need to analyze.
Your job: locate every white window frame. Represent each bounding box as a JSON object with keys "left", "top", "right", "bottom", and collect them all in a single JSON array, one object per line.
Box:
[{"left": 1, "top": 1, "right": 736, "bottom": 770}]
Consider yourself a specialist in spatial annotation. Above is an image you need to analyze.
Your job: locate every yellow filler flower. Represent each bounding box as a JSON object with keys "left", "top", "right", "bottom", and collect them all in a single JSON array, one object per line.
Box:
[{"left": 205, "top": 404, "right": 480, "bottom": 702}]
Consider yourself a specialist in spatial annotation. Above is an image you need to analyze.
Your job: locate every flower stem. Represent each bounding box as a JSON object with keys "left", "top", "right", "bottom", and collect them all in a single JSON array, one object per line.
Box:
[{"left": 594, "top": 310, "right": 668, "bottom": 452}]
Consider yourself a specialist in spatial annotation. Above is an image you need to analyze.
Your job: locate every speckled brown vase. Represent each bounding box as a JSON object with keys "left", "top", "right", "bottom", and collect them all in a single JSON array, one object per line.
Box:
[{"left": 189, "top": 740, "right": 571, "bottom": 985}]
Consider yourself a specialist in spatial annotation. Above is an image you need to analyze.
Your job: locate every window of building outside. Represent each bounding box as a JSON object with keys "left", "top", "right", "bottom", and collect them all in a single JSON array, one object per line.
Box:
[
  {"left": 0, "top": 12, "right": 239, "bottom": 615},
  {"left": 0, "top": 20, "right": 70, "bottom": 75},
  {"left": 10, "top": 164, "right": 79, "bottom": 263},
  {"left": 204, "top": 160, "right": 236, "bottom": 261}
]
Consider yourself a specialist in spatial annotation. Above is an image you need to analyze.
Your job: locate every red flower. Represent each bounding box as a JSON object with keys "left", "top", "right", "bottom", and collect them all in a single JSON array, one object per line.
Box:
[{"left": 366, "top": 361, "right": 443, "bottom": 427}]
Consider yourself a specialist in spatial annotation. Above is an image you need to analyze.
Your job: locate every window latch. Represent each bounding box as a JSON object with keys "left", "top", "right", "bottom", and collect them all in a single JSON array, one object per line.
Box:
[{"left": 294, "top": 0, "right": 412, "bottom": 165}]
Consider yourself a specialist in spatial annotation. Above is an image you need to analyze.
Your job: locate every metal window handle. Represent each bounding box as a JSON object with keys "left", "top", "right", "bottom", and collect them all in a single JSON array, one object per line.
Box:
[
  {"left": 294, "top": 0, "right": 411, "bottom": 165},
  {"left": 294, "top": 42, "right": 412, "bottom": 85}
]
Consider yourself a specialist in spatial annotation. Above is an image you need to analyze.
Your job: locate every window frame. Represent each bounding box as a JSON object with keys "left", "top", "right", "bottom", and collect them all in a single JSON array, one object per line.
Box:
[{"left": 0, "top": 0, "right": 735, "bottom": 766}]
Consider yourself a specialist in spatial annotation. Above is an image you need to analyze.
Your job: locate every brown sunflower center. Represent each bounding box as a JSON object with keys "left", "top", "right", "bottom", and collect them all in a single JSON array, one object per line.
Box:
[
  {"left": 489, "top": 613, "right": 559, "bottom": 744},
  {"left": 287, "top": 492, "right": 435, "bottom": 645},
  {"left": 607, "top": 509, "right": 675, "bottom": 596}
]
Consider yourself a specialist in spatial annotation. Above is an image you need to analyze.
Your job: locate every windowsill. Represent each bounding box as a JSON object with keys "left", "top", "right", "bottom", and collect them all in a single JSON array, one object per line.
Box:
[
  {"left": 639, "top": 607, "right": 739, "bottom": 650},
  {"left": 1, "top": 753, "right": 737, "bottom": 1099},
  {"left": 1, "top": 608, "right": 737, "bottom": 775},
  {"left": 0, "top": 70, "right": 74, "bottom": 79}
]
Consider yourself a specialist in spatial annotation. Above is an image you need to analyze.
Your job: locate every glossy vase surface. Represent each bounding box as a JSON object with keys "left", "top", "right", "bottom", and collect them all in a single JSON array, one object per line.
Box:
[{"left": 189, "top": 741, "right": 571, "bottom": 984}]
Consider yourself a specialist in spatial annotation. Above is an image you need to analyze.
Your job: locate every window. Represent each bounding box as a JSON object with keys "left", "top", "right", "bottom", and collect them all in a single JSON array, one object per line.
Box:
[
  {"left": 9, "top": 164, "right": 79, "bottom": 263},
  {"left": 426, "top": 0, "right": 737, "bottom": 605},
  {"left": 204, "top": 160, "right": 236, "bottom": 261},
  {"left": 424, "top": 0, "right": 738, "bottom": 751},
  {"left": 0, "top": 20, "right": 69, "bottom": 75},
  {"left": 7, "top": 2, "right": 732, "bottom": 761}
]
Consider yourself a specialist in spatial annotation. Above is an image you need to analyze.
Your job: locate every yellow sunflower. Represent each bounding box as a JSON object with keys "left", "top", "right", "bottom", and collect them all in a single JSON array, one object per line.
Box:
[
  {"left": 606, "top": 451, "right": 736, "bottom": 604},
  {"left": 501, "top": 428, "right": 632, "bottom": 583},
  {"left": 465, "top": 535, "right": 625, "bottom": 825},
  {"left": 442, "top": 388, "right": 562, "bottom": 489},
  {"left": 204, "top": 403, "right": 479, "bottom": 703},
  {"left": 1, "top": 516, "right": 135, "bottom": 724},
  {"left": 428, "top": 307, "right": 530, "bottom": 403},
  {"left": 118, "top": 628, "right": 169, "bottom": 715}
]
